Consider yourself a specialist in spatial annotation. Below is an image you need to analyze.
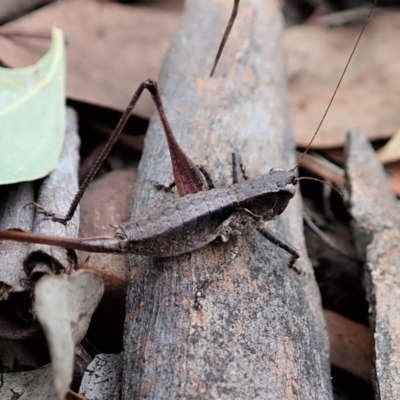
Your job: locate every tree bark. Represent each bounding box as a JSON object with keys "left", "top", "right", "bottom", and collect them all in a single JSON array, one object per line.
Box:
[
  {"left": 122, "top": 0, "right": 332, "bottom": 398},
  {"left": 346, "top": 129, "right": 400, "bottom": 399},
  {"left": 27, "top": 108, "right": 80, "bottom": 279}
]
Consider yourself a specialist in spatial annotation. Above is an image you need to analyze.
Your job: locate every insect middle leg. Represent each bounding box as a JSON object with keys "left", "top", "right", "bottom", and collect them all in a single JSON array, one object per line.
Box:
[
  {"left": 194, "top": 211, "right": 245, "bottom": 309},
  {"left": 256, "top": 223, "right": 301, "bottom": 274},
  {"left": 232, "top": 152, "right": 248, "bottom": 184},
  {"left": 198, "top": 165, "right": 215, "bottom": 190}
]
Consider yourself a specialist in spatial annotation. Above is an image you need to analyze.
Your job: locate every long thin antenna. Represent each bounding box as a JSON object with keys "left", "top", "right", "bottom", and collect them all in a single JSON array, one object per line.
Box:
[
  {"left": 296, "top": 176, "right": 343, "bottom": 198},
  {"left": 293, "top": 0, "right": 378, "bottom": 171},
  {"left": 210, "top": 0, "right": 240, "bottom": 77}
]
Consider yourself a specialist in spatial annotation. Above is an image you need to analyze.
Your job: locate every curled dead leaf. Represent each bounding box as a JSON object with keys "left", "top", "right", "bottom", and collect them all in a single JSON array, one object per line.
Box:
[{"left": 35, "top": 270, "right": 104, "bottom": 400}]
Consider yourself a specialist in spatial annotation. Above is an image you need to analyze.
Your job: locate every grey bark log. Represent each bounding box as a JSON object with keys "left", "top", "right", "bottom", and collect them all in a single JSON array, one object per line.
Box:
[
  {"left": 0, "top": 183, "right": 40, "bottom": 340},
  {"left": 26, "top": 108, "right": 80, "bottom": 280},
  {"left": 0, "top": 339, "right": 38, "bottom": 372},
  {"left": 0, "top": 182, "right": 34, "bottom": 300},
  {"left": 345, "top": 129, "right": 400, "bottom": 399},
  {"left": 0, "top": 364, "right": 56, "bottom": 399},
  {"left": 123, "top": 0, "right": 332, "bottom": 398},
  {"left": 79, "top": 353, "right": 123, "bottom": 400}
]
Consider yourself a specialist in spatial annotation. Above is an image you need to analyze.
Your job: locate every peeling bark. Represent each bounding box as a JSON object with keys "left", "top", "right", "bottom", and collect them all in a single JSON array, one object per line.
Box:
[{"left": 346, "top": 129, "right": 400, "bottom": 398}]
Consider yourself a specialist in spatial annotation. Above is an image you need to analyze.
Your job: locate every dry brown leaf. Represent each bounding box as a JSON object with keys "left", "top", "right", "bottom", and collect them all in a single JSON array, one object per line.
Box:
[
  {"left": 0, "top": 0, "right": 181, "bottom": 117},
  {"left": 35, "top": 270, "right": 104, "bottom": 400},
  {"left": 78, "top": 169, "right": 133, "bottom": 293},
  {"left": 144, "top": 0, "right": 184, "bottom": 12},
  {"left": 324, "top": 310, "right": 373, "bottom": 383},
  {"left": 77, "top": 170, "right": 133, "bottom": 347},
  {"left": 376, "top": 126, "right": 400, "bottom": 164},
  {"left": 321, "top": 148, "right": 345, "bottom": 164},
  {"left": 386, "top": 163, "right": 400, "bottom": 197},
  {"left": 283, "top": 12, "right": 400, "bottom": 148},
  {"left": 0, "top": 0, "right": 51, "bottom": 23},
  {"left": 388, "top": 177, "right": 400, "bottom": 196}
]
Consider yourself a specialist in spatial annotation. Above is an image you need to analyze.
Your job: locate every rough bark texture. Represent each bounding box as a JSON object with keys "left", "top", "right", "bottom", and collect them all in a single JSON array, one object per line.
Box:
[
  {"left": 123, "top": 0, "right": 332, "bottom": 398},
  {"left": 0, "top": 364, "right": 56, "bottom": 399},
  {"left": 0, "top": 182, "right": 35, "bottom": 300},
  {"left": 79, "top": 353, "right": 123, "bottom": 400},
  {"left": 345, "top": 129, "right": 400, "bottom": 399},
  {"left": 0, "top": 183, "right": 39, "bottom": 340},
  {"left": 26, "top": 108, "right": 80, "bottom": 279}
]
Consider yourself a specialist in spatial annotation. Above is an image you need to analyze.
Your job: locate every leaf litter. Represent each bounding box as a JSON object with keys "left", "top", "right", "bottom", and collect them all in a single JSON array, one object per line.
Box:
[
  {"left": 0, "top": 28, "right": 65, "bottom": 185},
  {"left": 35, "top": 270, "right": 104, "bottom": 400},
  {"left": 1, "top": 0, "right": 400, "bottom": 398},
  {"left": 0, "top": 0, "right": 181, "bottom": 117},
  {"left": 283, "top": 11, "right": 400, "bottom": 148}
]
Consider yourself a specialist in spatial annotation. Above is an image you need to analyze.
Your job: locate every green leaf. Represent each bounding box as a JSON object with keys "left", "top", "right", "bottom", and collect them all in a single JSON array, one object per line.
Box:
[{"left": 0, "top": 28, "right": 65, "bottom": 185}]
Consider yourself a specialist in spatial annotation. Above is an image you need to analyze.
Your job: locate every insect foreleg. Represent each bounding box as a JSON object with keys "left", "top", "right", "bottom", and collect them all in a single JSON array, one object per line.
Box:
[
  {"left": 194, "top": 210, "right": 245, "bottom": 308},
  {"left": 195, "top": 228, "right": 243, "bottom": 310},
  {"left": 256, "top": 224, "right": 301, "bottom": 273}
]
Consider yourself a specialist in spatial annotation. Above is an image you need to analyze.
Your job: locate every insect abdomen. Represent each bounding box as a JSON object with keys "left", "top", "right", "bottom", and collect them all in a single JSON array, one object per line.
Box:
[{"left": 118, "top": 188, "right": 238, "bottom": 257}]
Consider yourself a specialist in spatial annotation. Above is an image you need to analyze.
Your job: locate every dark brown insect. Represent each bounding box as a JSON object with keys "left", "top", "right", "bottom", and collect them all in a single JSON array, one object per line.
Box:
[{"left": 0, "top": 0, "right": 377, "bottom": 307}]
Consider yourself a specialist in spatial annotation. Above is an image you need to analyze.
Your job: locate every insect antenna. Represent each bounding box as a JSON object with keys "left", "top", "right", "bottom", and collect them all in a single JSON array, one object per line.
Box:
[
  {"left": 210, "top": 0, "right": 240, "bottom": 77},
  {"left": 292, "top": 0, "right": 378, "bottom": 172},
  {"left": 296, "top": 176, "right": 343, "bottom": 198}
]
